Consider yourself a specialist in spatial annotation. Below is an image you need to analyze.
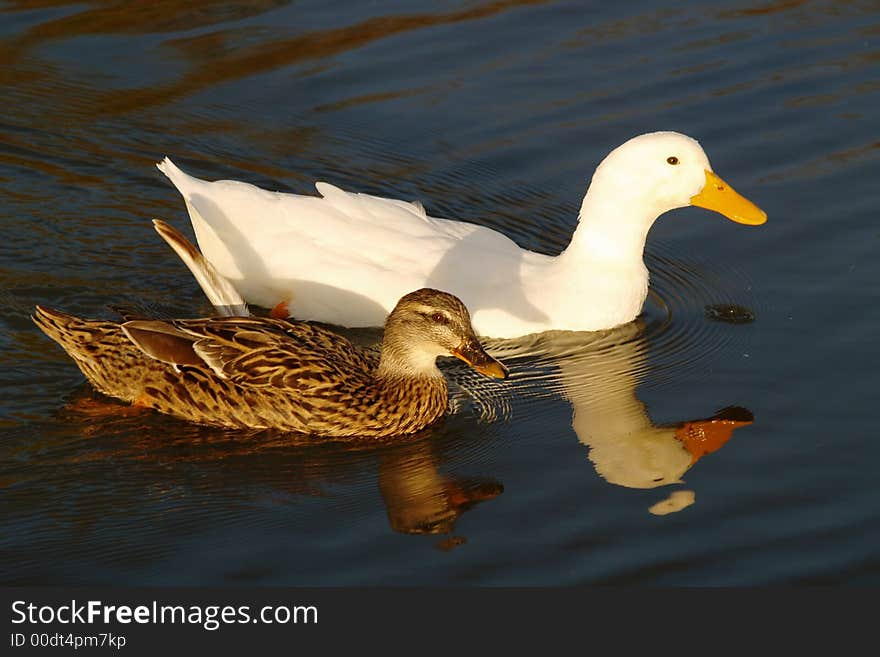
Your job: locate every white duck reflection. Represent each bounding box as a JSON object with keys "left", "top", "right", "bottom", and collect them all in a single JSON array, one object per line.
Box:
[{"left": 475, "top": 323, "right": 752, "bottom": 513}]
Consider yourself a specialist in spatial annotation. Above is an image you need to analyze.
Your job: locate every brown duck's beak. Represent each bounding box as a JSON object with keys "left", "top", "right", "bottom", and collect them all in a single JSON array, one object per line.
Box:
[
  {"left": 451, "top": 340, "right": 509, "bottom": 380},
  {"left": 690, "top": 170, "right": 767, "bottom": 225}
]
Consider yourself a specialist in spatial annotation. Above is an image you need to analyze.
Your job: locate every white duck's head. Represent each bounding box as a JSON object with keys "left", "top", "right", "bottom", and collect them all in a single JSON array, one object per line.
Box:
[{"left": 580, "top": 131, "right": 767, "bottom": 230}]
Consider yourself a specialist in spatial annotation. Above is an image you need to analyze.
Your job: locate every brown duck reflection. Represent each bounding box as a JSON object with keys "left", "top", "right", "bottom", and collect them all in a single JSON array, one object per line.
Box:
[
  {"left": 378, "top": 442, "right": 502, "bottom": 539},
  {"left": 480, "top": 320, "right": 753, "bottom": 514},
  {"left": 49, "top": 389, "right": 502, "bottom": 543}
]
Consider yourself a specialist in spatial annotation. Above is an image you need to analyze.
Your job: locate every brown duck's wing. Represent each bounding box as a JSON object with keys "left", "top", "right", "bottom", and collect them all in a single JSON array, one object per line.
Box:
[
  {"left": 195, "top": 319, "right": 377, "bottom": 391},
  {"left": 122, "top": 316, "right": 377, "bottom": 391},
  {"left": 121, "top": 320, "right": 205, "bottom": 366}
]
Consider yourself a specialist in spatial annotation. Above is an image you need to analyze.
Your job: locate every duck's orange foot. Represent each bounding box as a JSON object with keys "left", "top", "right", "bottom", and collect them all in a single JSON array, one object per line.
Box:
[
  {"left": 270, "top": 300, "right": 290, "bottom": 319},
  {"left": 132, "top": 395, "right": 153, "bottom": 409},
  {"left": 63, "top": 394, "right": 151, "bottom": 419}
]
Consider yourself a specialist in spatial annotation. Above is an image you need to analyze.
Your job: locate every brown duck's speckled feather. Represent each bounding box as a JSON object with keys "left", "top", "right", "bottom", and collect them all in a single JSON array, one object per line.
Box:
[{"left": 33, "top": 307, "right": 447, "bottom": 438}]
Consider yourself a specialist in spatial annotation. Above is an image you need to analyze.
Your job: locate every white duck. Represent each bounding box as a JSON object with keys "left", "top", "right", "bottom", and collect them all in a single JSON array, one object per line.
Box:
[{"left": 157, "top": 131, "right": 766, "bottom": 338}]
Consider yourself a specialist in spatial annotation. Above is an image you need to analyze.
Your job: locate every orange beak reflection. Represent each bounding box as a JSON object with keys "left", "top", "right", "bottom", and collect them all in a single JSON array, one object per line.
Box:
[
  {"left": 675, "top": 407, "right": 754, "bottom": 465},
  {"left": 690, "top": 170, "right": 767, "bottom": 226}
]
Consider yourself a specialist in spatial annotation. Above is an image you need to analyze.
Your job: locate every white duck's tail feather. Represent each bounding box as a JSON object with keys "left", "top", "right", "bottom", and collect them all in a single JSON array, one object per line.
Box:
[
  {"left": 152, "top": 219, "right": 250, "bottom": 317},
  {"left": 156, "top": 157, "right": 247, "bottom": 282},
  {"left": 156, "top": 157, "right": 191, "bottom": 190}
]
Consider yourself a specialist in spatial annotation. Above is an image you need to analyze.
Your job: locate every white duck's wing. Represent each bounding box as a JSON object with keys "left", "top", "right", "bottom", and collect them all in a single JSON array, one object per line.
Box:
[
  {"left": 158, "top": 158, "right": 530, "bottom": 327},
  {"left": 315, "top": 182, "right": 524, "bottom": 250},
  {"left": 295, "top": 185, "right": 557, "bottom": 331}
]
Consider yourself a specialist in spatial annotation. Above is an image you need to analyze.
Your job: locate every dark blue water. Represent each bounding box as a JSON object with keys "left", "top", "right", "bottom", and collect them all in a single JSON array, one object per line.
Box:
[{"left": 1, "top": 0, "right": 878, "bottom": 585}]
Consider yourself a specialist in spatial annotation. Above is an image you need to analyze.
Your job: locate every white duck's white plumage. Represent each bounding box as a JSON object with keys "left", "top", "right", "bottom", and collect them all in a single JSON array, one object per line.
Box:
[{"left": 157, "top": 131, "right": 766, "bottom": 339}]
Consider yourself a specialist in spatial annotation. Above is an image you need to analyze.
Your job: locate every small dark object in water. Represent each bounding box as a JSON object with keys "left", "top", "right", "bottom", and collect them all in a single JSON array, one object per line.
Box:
[{"left": 704, "top": 303, "right": 756, "bottom": 324}]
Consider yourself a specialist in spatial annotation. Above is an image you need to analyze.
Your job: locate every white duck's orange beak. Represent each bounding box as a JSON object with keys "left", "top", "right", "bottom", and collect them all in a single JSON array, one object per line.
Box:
[{"left": 690, "top": 170, "right": 767, "bottom": 226}]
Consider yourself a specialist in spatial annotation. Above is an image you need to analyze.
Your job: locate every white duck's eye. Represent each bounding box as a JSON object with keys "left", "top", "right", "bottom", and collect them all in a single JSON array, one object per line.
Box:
[{"left": 667, "top": 156, "right": 679, "bottom": 165}]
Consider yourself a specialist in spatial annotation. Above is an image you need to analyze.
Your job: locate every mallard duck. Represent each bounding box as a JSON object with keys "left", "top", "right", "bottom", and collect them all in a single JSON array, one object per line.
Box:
[
  {"left": 33, "top": 288, "right": 508, "bottom": 438},
  {"left": 157, "top": 131, "right": 767, "bottom": 338}
]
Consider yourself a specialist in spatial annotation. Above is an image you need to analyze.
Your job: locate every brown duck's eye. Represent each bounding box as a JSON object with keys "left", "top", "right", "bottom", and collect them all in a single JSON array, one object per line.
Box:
[
  {"left": 667, "top": 156, "right": 679, "bottom": 165},
  {"left": 430, "top": 312, "right": 449, "bottom": 324}
]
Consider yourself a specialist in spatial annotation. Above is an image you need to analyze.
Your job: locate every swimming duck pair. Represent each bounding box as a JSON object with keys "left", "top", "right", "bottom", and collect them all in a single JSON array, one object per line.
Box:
[
  {"left": 35, "top": 131, "right": 766, "bottom": 438},
  {"left": 34, "top": 223, "right": 506, "bottom": 439}
]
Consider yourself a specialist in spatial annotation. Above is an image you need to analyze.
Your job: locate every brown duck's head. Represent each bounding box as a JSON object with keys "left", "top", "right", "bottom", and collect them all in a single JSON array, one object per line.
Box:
[{"left": 382, "top": 288, "right": 508, "bottom": 380}]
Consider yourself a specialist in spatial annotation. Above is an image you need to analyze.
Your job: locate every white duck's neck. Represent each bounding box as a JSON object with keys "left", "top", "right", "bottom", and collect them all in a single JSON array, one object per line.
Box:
[
  {"left": 521, "top": 186, "right": 660, "bottom": 332},
  {"left": 558, "top": 187, "right": 657, "bottom": 268}
]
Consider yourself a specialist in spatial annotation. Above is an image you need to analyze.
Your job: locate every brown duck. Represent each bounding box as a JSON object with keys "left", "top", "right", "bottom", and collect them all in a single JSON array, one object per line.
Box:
[{"left": 33, "top": 288, "right": 508, "bottom": 438}]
